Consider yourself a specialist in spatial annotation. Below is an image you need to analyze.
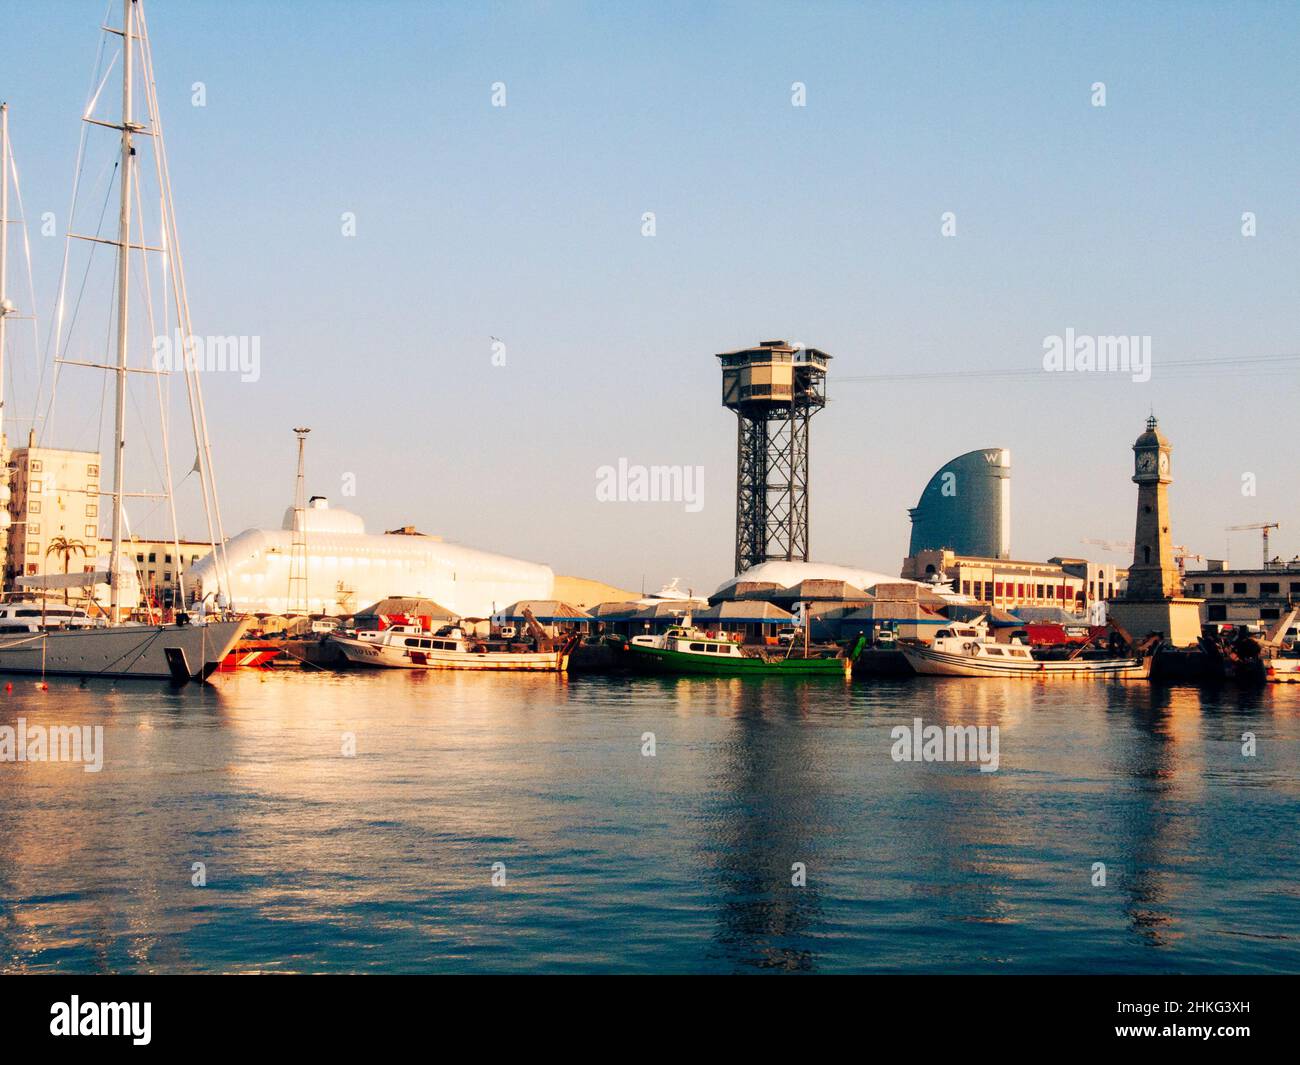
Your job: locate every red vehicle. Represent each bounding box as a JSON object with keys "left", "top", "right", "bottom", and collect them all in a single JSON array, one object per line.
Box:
[{"left": 1019, "top": 623, "right": 1107, "bottom": 648}]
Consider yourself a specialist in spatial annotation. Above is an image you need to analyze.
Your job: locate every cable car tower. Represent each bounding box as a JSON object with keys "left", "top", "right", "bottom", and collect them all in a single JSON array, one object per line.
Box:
[{"left": 717, "top": 340, "right": 831, "bottom": 574}]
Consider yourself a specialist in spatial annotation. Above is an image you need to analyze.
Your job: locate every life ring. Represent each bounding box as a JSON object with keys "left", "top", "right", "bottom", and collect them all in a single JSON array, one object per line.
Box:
[{"left": 963, "top": 641, "right": 979, "bottom": 655}]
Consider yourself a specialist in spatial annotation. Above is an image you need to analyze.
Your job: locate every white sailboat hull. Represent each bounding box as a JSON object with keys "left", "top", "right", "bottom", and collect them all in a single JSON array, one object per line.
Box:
[
  {"left": 903, "top": 645, "right": 1151, "bottom": 679},
  {"left": 0, "top": 619, "right": 248, "bottom": 680},
  {"left": 330, "top": 633, "right": 568, "bottom": 672}
]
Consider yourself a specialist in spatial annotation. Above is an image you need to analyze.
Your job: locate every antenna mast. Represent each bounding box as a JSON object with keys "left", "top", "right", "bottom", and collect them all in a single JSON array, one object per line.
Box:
[{"left": 287, "top": 427, "right": 311, "bottom": 613}]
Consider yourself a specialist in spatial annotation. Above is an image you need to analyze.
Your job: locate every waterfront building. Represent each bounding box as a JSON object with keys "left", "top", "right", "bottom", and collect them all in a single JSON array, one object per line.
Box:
[
  {"left": 711, "top": 559, "right": 939, "bottom": 603},
  {"left": 901, "top": 547, "right": 1121, "bottom": 616},
  {"left": 814, "top": 583, "right": 951, "bottom": 641},
  {"left": 907, "top": 448, "right": 1011, "bottom": 560},
  {"left": 1184, "top": 558, "right": 1300, "bottom": 627},
  {"left": 3, "top": 440, "right": 102, "bottom": 588},
  {"left": 491, "top": 600, "right": 592, "bottom": 637},
  {"left": 1106, "top": 416, "right": 1203, "bottom": 645},
  {"left": 586, "top": 598, "right": 709, "bottom": 638},
  {"left": 552, "top": 574, "right": 640, "bottom": 610},
  {"left": 689, "top": 599, "right": 794, "bottom": 642},
  {"left": 189, "top": 496, "right": 555, "bottom": 618},
  {"left": 97, "top": 536, "right": 213, "bottom": 607}
]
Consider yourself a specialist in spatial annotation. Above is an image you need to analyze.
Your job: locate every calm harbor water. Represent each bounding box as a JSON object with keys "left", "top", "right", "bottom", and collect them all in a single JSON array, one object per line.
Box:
[{"left": 0, "top": 669, "right": 1296, "bottom": 974}]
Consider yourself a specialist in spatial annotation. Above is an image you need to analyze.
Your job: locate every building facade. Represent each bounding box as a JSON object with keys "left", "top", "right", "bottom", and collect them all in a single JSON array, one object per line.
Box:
[
  {"left": 100, "top": 536, "right": 215, "bottom": 608},
  {"left": 3, "top": 442, "right": 103, "bottom": 589},
  {"left": 907, "top": 448, "right": 1011, "bottom": 560},
  {"left": 902, "top": 547, "right": 1122, "bottom": 616},
  {"left": 1185, "top": 559, "right": 1300, "bottom": 625}
]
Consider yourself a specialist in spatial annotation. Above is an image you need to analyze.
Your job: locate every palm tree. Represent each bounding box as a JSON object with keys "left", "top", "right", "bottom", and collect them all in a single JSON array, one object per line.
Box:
[{"left": 45, "top": 536, "right": 90, "bottom": 604}]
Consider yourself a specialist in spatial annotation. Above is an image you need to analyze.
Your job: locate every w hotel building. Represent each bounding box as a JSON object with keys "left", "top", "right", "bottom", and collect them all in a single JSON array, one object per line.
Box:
[{"left": 902, "top": 447, "right": 1122, "bottom": 615}]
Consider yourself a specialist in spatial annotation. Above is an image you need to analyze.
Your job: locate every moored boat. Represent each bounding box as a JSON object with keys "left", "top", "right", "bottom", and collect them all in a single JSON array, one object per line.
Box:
[
  {"left": 1264, "top": 657, "right": 1300, "bottom": 683},
  {"left": 329, "top": 624, "right": 575, "bottom": 672},
  {"left": 0, "top": 4, "right": 245, "bottom": 682},
  {"left": 0, "top": 616, "right": 248, "bottom": 681},
  {"left": 1261, "top": 608, "right": 1300, "bottom": 684},
  {"left": 626, "top": 620, "right": 863, "bottom": 677},
  {"left": 901, "top": 624, "right": 1150, "bottom": 679}
]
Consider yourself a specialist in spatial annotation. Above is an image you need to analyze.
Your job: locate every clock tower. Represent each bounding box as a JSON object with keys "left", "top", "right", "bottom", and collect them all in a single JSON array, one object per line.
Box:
[
  {"left": 1107, "top": 415, "right": 1204, "bottom": 646},
  {"left": 1125, "top": 415, "right": 1179, "bottom": 598}
]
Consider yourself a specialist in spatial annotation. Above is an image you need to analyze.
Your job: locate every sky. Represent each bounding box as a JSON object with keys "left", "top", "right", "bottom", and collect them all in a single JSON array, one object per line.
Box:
[{"left": 1, "top": 0, "right": 1297, "bottom": 595}]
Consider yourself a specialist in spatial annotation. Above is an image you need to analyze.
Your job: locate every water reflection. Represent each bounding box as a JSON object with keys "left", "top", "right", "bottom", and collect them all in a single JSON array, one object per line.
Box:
[
  {"left": 0, "top": 671, "right": 1295, "bottom": 972},
  {"left": 696, "top": 680, "right": 842, "bottom": 971}
]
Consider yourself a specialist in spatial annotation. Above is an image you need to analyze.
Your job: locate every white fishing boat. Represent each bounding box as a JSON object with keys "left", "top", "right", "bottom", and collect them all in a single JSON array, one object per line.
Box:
[
  {"left": 0, "top": 4, "right": 245, "bottom": 680},
  {"left": 329, "top": 624, "right": 574, "bottom": 672},
  {"left": 1264, "top": 658, "right": 1300, "bottom": 684},
  {"left": 902, "top": 623, "right": 1150, "bottom": 679},
  {"left": 1261, "top": 608, "right": 1300, "bottom": 684}
]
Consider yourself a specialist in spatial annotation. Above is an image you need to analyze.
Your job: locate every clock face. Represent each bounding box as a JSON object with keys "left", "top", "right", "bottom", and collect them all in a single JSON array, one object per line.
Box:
[
  {"left": 1158, "top": 452, "right": 1170, "bottom": 475},
  {"left": 1136, "top": 452, "right": 1156, "bottom": 474}
]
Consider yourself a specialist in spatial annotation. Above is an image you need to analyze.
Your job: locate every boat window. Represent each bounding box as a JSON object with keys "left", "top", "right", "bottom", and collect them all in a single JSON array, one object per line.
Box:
[
  {"left": 689, "top": 642, "right": 706, "bottom": 652},
  {"left": 1009, "top": 649, "right": 1028, "bottom": 657},
  {"left": 986, "top": 647, "right": 1004, "bottom": 655},
  {"left": 404, "top": 638, "right": 420, "bottom": 647}
]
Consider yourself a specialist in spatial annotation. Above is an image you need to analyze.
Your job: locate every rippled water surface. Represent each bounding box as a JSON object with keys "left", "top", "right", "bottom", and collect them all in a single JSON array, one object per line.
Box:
[{"left": 1, "top": 670, "right": 1296, "bottom": 973}]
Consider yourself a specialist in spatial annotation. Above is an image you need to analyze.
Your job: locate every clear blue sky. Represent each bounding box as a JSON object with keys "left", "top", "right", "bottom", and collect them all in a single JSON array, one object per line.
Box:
[{"left": 3, "top": 0, "right": 1297, "bottom": 592}]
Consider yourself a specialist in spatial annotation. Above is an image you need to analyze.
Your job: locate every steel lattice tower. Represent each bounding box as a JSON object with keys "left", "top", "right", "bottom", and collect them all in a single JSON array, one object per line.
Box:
[
  {"left": 287, "top": 427, "right": 311, "bottom": 613},
  {"left": 718, "top": 340, "right": 830, "bottom": 574}
]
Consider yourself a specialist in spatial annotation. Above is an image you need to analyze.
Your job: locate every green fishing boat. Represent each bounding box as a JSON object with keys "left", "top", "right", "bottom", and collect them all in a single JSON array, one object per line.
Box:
[{"left": 626, "top": 623, "right": 865, "bottom": 678}]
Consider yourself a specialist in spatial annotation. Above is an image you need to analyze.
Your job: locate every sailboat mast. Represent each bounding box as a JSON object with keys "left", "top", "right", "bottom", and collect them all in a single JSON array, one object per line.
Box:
[
  {"left": 108, "top": 0, "right": 134, "bottom": 620},
  {"left": 0, "top": 102, "right": 9, "bottom": 433}
]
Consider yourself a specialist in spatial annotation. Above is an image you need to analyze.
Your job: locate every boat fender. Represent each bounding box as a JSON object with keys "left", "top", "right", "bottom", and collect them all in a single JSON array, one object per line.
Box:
[{"left": 964, "top": 641, "right": 979, "bottom": 655}]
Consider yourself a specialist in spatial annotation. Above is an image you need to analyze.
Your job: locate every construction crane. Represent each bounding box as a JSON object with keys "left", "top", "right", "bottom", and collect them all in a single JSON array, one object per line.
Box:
[
  {"left": 1226, "top": 522, "right": 1280, "bottom": 568},
  {"left": 1081, "top": 537, "right": 1132, "bottom": 554},
  {"left": 1172, "top": 546, "right": 1203, "bottom": 577}
]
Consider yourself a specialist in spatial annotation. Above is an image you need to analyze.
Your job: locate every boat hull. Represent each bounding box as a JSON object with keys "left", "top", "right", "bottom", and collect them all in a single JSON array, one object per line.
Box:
[
  {"left": 628, "top": 644, "right": 850, "bottom": 677},
  {"left": 902, "top": 645, "right": 1150, "bottom": 679},
  {"left": 330, "top": 634, "right": 569, "bottom": 672},
  {"left": 0, "top": 619, "right": 249, "bottom": 680},
  {"left": 1265, "top": 659, "right": 1300, "bottom": 683}
]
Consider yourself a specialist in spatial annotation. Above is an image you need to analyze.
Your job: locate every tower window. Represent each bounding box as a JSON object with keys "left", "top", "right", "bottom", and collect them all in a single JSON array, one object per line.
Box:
[{"left": 1143, "top": 546, "right": 1151, "bottom": 564}]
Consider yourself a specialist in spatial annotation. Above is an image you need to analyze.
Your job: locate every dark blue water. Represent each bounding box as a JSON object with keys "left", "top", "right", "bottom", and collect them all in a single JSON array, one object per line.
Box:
[{"left": 0, "top": 670, "right": 1296, "bottom": 973}]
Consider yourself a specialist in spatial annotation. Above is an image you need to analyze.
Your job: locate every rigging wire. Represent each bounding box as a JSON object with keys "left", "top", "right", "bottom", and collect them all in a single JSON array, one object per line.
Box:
[
  {"left": 36, "top": 15, "right": 118, "bottom": 443},
  {"left": 834, "top": 352, "right": 1300, "bottom": 385}
]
